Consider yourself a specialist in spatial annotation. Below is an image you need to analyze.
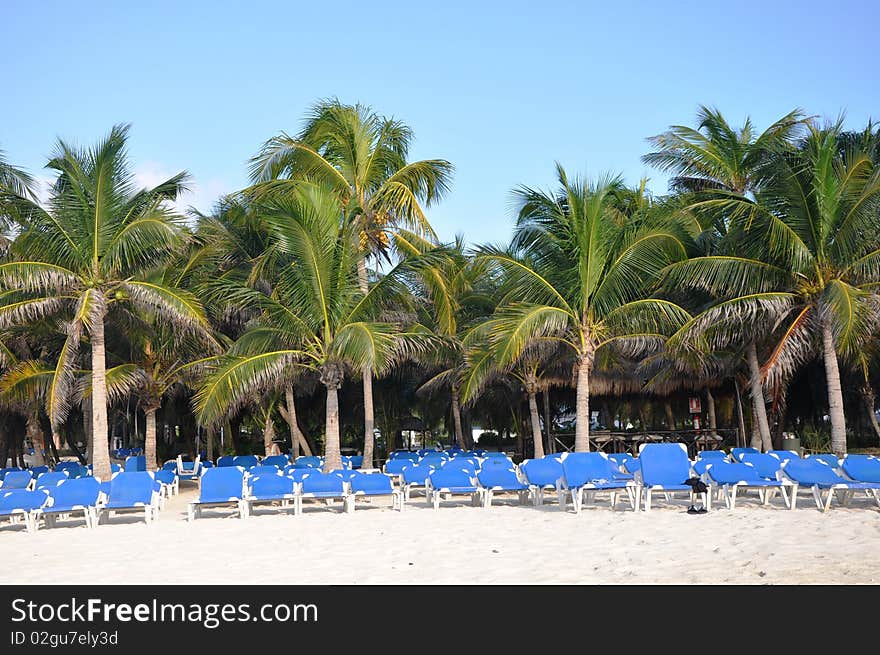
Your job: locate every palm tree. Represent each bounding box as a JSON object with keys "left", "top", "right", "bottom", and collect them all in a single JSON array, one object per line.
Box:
[
  {"left": 121, "top": 323, "right": 219, "bottom": 471},
  {"left": 186, "top": 197, "right": 316, "bottom": 456},
  {"left": 0, "top": 147, "right": 36, "bottom": 255},
  {"left": 643, "top": 106, "right": 807, "bottom": 448},
  {"left": 398, "top": 233, "right": 494, "bottom": 449},
  {"left": 463, "top": 336, "right": 569, "bottom": 458},
  {"left": 194, "top": 186, "right": 431, "bottom": 472},
  {"left": 477, "top": 165, "right": 692, "bottom": 451},
  {"left": 0, "top": 124, "right": 209, "bottom": 479},
  {"left": 665, "top": 120, "right": 880, "bottom": 455},
  {"left": 249, "top": 99, "right": 453, "bottom": 467}
]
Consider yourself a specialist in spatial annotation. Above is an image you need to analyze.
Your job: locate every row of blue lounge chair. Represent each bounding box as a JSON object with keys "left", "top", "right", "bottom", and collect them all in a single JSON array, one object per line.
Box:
[
  {"left": 0, "top": 471, "right": 169, "bottom": 532},
  {"left": 4, "top": 446, "right": 878, "bottom": 533}
]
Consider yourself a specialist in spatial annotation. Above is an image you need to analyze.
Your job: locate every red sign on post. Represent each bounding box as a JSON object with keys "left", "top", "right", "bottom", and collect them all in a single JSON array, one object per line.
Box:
[{"left": 688, "top": 397, "right": 701, "bottom": 414}]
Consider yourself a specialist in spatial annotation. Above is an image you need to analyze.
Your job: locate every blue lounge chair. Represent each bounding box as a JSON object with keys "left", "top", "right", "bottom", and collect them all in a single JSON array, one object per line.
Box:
[
  {"left": 36, "top": 478, "right": 102, "bottom": 529},
  {"left": 426, "top": 467, "right": 480, "bottom": 509},
  {"left": 0, "top": 489, "right": 48, "bottom": 532},
  {"left": 441, "top": 458, "right": 478, "bottom": 476},
  {"left": 188, "top": 467, "right": 247, "bottom": 521},
  {"left": 621, "top": 456, "right": 641, "bottom": 475},
  {"left": 480, "top": 456, "right": 515, "bottom": 470},
  {"left": 782, "top": 458, "right": 880, "bottom": 511},
  {"left": 401, "top": 464, "right": 435, "bottom": 501},
  {"left": 638, "top": 443, "right": 706, "bottom": 511},
  {"left": 161, "top": 461, "right": 178, "bottom": 472},
  {"left": 248, "top": 465, "right": 281, "bottom": 479},
  {"left": 519, "top": 457, "right": 564, "bottom": 506},
  {"left": 1, "top": 470, "right": 34, "bottom": 490},
  {"left": 807, "top": 454, "right": 840, "bottom": 468},
  {"left": 698, "top": 450, "right": 728, "bottom": 460},
  {"left": 841, "top": 455, "right": 880, "bottom": 483},
  {"left": 702, "top": 462, "right": 790, "bottom": 510},
  {"left": 30, "top": 465, "right": 49, "bottom": 476},
  {"left": 731, "top": 447, "right": 760, "bottom": 462},
  {"left": 382, "top": 459, "right": 411, "bottom": 478},
  {"left": 124, "top": 455, "right": 147, "bottom": 472},
  {"left": 217, "top": 455, "right": 235, "bottom": 467},
  {"left": 769, "top": 450, "right": 800, "bottom": 463},
  {"left": 476, "top": 466, "right": 529, "bottom": 508},
  {"left": 175, "top": 455, "right": 202, "bottom": 483},
  {"left": 232, "top": 455, "right": 259, "bottom": 470},
  {"left": 345, "top": 455, "right": 364, "bottom": 469},
  {"left": 692, "top": 459, "right": 715, "bottom": 477},
  {"left": 740, "top": 453, "right": 783, "bottom": 481},
  {"left": 293, "top": 455, "right": 323, "bottom": 469},
  {"left": 285, "top": 467, "right": 312, "bottom": 483},
  {"left": 419, "top": 454, "right": 449, "bottom": 468},
  {"left": 559, "top": 453, "right": 635, "bottom": 513},
  {"left": 299, "top": 472, "right": 350, "bottom": 513},
  {"left": 348, "top": 472, "right": 403, "bottom": 511},
  {"left": 35, "top": 471, "right": 68, "bottom": 489},
  {"left": 261, "top": 455, "right": 289, "bottom": 468},
  {"left": 0, "top": 467, "right": 21, "bottom": 481},
  {"left": 246, "top": 474, "right": 297, "bottom": 516},
  {"left": 99, "top": 472, "right": 161, "bottom": 524},
  {"left": 389, "top": 451, "right": 419, "bottom": 461},
  {"left": 153, "top": 469, "right": 179, "bottom": 503},
  {"left": 54, "top": 461, "right": 84, "bottom": 477}
]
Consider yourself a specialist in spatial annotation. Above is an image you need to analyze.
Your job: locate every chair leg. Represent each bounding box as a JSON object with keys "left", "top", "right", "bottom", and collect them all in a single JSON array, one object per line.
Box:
[
  {"left": 790, "top": 485, "right": 798, "bottom": 510},
  {"left": 823, "top": 488, "right": 835, "bottom": 513},
  {"left": 730, "top": 486, "right": 738, "bottom": 510},
  {"left": 811, "top": 486, "right": 823, "bottom": 511},
  {"left": 644, "top": 489, "right": 652, "bottom": 512}
]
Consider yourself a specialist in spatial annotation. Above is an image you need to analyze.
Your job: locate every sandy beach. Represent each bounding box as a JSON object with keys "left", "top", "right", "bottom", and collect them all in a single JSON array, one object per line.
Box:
[{"left": 2, "top": 485, "right": 879, "bottom": 585}]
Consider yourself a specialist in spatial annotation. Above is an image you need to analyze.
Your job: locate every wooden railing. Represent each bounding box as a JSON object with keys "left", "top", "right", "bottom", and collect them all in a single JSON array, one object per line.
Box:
[{"left": 545, "top": 428, "right": 742, "bottom": 457}]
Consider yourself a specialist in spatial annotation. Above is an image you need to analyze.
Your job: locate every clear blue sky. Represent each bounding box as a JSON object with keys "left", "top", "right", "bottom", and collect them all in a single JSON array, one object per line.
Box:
[{"left": 3, "top": 0, "right": 878, "bottom": 246}]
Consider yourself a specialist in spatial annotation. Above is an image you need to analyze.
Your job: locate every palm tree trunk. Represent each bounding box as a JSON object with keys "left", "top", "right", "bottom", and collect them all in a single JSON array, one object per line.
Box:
[
  {"left": 705, "top": 388, "right": 717, "bottom": 438},
  {"left": 89, "top": 313, "right": 111, "bottom": 481},
  {"left": 362, "top": 368, "right": 375, "bottom": 468},
  {"left": 862, "top": 384, "right": 880, "bottom": 444},
  {"left": 356, "top": 257, "right": 376, "bottom": 469},
  {"left": 746, "top": 341, "right": 772, "bottom": 452},
  {"left": 26, "top": 413, "right": 46, "bottom": 466},
  {"left": 664, "top": 402, "right": 676, "bottom": 431},
  {"left": 144, "top": 406, "right": 158, "bottom": 472},
  {"left": 323, "top": 384, "right": 342, "bottom": 473},
  {"left": 821, "top": 320, "right": 847, "bottom": 456},
  {"left": 283, "top": 385, "right": 312, "bottom": 457},
  {"left": 543, "top": 388, "right": 554, "bottom": 453},
  {"left": 263, "top": 414, "right": 276, "bottom": 456},
  {"left": 206, "top": 425, "right": 215, "bottom": 463},
  {"left": 528, "top": 390, "right": 545, "bottom": 458},
  {"left": 83, "top": 397, "right": 93, "bottom": 463},
  {"left": 450, "top": 388, "right": 466, "bottom": 449},
  {"left": 574, "top": 355, "right": 592, "bottom": 452},
  {"left": 733, "top": 378, "right": 746, "bottom": 447}
]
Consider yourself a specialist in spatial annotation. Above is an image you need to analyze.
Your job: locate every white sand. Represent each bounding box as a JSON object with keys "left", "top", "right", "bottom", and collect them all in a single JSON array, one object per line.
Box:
[{"left": 2, "top": 485, "right": 879, "bottom": 584}]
